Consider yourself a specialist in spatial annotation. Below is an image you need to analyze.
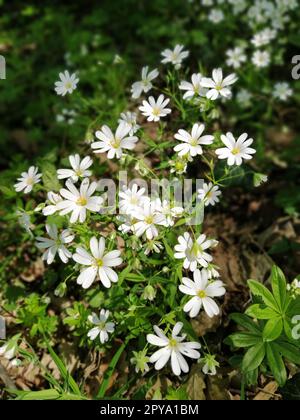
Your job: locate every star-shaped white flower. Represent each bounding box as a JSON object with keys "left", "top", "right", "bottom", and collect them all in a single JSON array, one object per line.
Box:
[
  {"left": 36, "top": 224, "right": 74, "bottom": 264},
  {"left": 174, "top": 232, "right": 214, "bottom": 271},
  {"left": 43, "top": 191, "right": 63, "bottom": 216},
  {"left": 179, "top": 73, "right": 207, "bottom": 100},
  {"left": 57, "top": 154, "right": 92, "bottom": 182},
  {"left": 118, "top": 111, "right": 140, "bottom": 135},
  {"left": 139, "top": 95, "right": 171, "bottom": 122},
  {"left": 130, "top": 66, "right": 159, "bottom": 99},
  {"left": 87, "top": 309, "right": 115, "bottom": 343},
  {"left": 133, "top": 201, "right": 165, "bottom": 240},
  {"left": 201, "top": 68, "right": 237, "bottom": 100},
  {"left": 54, "top": 70, "right": 79, "bottom": 96},
  {"left": 174, "top": 123, "right": 214, "bottom": 157},
  {"left": 197, "top": 182, "right": 221, "bottom": 206},
  {"left": 14, "top": 166, "right": 42, "bottom": 194},
  {"left": 161, "top": 45, "right": 189, "bottom": 69},
  {"left": 215, "top": 132, "right": 256, "bottom": 166}
]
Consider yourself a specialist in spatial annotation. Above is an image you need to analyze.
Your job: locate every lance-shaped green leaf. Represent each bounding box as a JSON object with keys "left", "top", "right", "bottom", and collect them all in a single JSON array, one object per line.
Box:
[
  {"left": 266, "top": 342, "right": 287, "bottom": 386},
  {"left": 226, "top": 332, "right": 262, "bottom": 348},
  {"left": 229, "top": 313, "right": 261, "bottom": 334},
  {"left": 263, "top": 317, "right": 283, "bottom": 341},
  {"left": 245, "top": 304, "right": 278, "bottom": 320},
  {"left": 271, "top": 266, "right": 287, "bottom": 311},
  {"left": 247, "top": 279, "right": 279, "bottom": 311},
  {"left": 242, "top": 341, "right": 265, "bottom": 372}
]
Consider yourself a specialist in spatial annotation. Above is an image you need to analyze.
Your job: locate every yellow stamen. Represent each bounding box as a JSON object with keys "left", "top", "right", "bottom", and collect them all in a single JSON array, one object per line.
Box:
[
  {"left": 76, "top": 197, "right": 87, "bottom": 206},
  {"left": 197, "top": 290, "right": 206, "bottom": 299},
  {"left": 231, "top": 147, "right": 240, "bottom": 155}
]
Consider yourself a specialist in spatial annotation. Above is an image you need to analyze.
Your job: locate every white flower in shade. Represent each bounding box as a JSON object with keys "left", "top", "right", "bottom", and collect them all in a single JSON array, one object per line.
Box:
[
  {"left": 179, "top": 73, "right": 207, "bottom": 100},
  {"left": 201, "top": 69, "right": 237, "bottom": 100},
  {"left": 170, "top": 157, "right": 189, "bottom": 174},
  {"left": 87, "top": 309, "right": 115, "bottom": 343},
  {"left": 155, "top": 199, "right": 183, "bottom": 227},
  {"left": 119, "top": 183, "right": 147, "bottom": 215},
  {"left": 179, "top": 269, "right": 225, "bottom": 318},
  {"left": 73, "top": 236, "right": 122, "bottom": 289},
  {"left": 144, "top": 240, "right": 164, "bottom": 255},
  {"left": 57, "top": 178, "right": 103, "bottom": 223},
  {"left": 118, "top": 111, "right": 140, "bottom": 135},
  {"left": 174, "top": 123, "right": 214, "bottom": 157},
  {"left": 236, "top": 89, "right": 252, "bottom": 108},
  {"left": 130, "top": 66, "right": 159, "bottom": 99},
  {"left": 216, "top": 132, "right": 256, "bottom": 166},
  {"left": 208, "top": 9, "right": 224, "bottom": 23},
  {"left": 91, "top": 122, "right": 138, "bottom": 159},
  {"left": 273, "top": 82, "right": 293, "bottom": 101},
  {"left": 57, "top": 154, "right": 92, "bottom": 182},
  {"left": 36, "top": 224, "right": 74, "bottom": 264},
  {"left": 161, "top": 45, "right": 189, "bottom": 69},
  {"left": 14, "top": 166, "right": 42, "bottom": 194},
  {"left": 54, "top": 70, "right": 79, "bottom": 96},
  {"left": 43, "top": 192, "right": 63, "bottom": 216},
  {"left": 201, "top": 354, "right": 219, "bottom": 375},
  {"left": 202, "top": 265, "right": 220, "bottom": 279},
  {"left": 147, "top": 322, "right": 201, "bottom": 376},
  {"left": 130, "top": 349, "right": 150, "bottom": 374},
  {"left": 226, "top": 47, "right": 246, "bottom": 69},
  {"left": 251, "top": 28, "right": 277, "bottom": 47},
  {"left": 251, "top": 51, "right": 270, "bottom": 68},
  {"left": 0, "top": 343, "right": 16, "bottom": 360},
  {"left": 174, "top": 232, "right": 214, "bottom": 271},
  {"left": 17, "top": 210, "right": 33, "bottom": 236},
  {"left": 197, "top": 182, "right": 221, "bottom": 206},
  {"left": 139, "top": 95, "right": 171, "bottom": 122},
  {"left": 133, "top": 201, "right": 166, "bottom": 240}
]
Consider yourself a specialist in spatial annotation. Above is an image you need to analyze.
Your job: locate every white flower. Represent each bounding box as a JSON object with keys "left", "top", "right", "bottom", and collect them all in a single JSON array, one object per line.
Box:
[
  {"left": 91, "top": 122, "right": 138, "bottom": 159},
  {"left": 155, "top": 198, "right": 183, "bottom": 227},
  {"left": 73, "top": 236, "right": 122, "bottom": 289},
  {"left": 201, "top": 354, "right": 220, "bottom": 375},
  {"left": 174, "top": 232, "right": 214, "bottom": 271},
  {"left": 14, "top": 166, "right": 42, "bottom": 194},
  {"left": 201, "top": 68, "right": 237, "bottom": 100},
  {"left": 197, "top": 182, "right": 221, "bottom": 206},
  {"left": 36, "top": 224, "right": 74, "bottom": 264},
  {"left": 161, "top": 44, "right": 189, "bottom": 69},
  {"left": 179, "top": 73, "right": 207, "bottom": 100},
  {"left": 119, "top": 183, "right": 147, "bottom": 215},
  {"left": 179, "top": 269, "right": 225, "bottom": 318},
  {"left": 236, "top": 89, "right": 252, "bottom": 108},
  {"left": 87, "top": 309, "right": 115, "bottom": 343},
  {"left": 133, "top": 201, "right": 166, "bottom": 240},
  {"left": 208, "top": 9, "right": 224, "bottom": 23},
  {"left": 202, "top": 265, "right": 220, "bottom": 279},
  {"left": 251, "top": 28, "right": 277, "bottom": 47},
  {"left": 130, "top": 66, "right": 159, "bottom": 99},
  {"left": 43, "top": 191, "right": 63, "bottom": 216},
  {"left": 57, "top": 154, "right": 92, "bottom": 182},
  {"left": 226, "top": 47, "right": 246, "bottom": 69},
  {"left": 17, "top": 210, "right": 33, "bottom": 236},
  {"left": 57, "top": 178, "right": 103, "bottom": 223},
  {"left": 139, "top": 95, "right": 171, "bottom": 122},
  {"left": 54, "top": 70, "right": 79, "bottom": 96},
  {"left": 0, "top": 343, "right": 16, "bottom": 360},
  {"left": 273, "top": 82, "right": 293, "bottom": 101},
  {"left": 118, "top": 111, "right": 140, "bottom": 135},
  {"left": 216, "top": 132, "right": 256, "bottom": 166},
  {"left": 174, "top": 123, "right": 214, "bottom": 157},
  {"left": 144, "top": 240, "right": 164, "bottom": 256},
  {"left": 147, "top": 322, "right": 201, "bottom": 376},
  {"left": 251, "top": 50, "right": 270, "bottom": 68}
]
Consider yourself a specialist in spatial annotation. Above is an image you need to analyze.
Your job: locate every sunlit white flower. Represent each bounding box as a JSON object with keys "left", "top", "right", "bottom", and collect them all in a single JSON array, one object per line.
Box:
[
  {"left": 273, "top": 82, "right": 293, "bottom": 101},
  {"left": 208, "top": 9, "right": 224, "bottom": 24},
  {"left": 216, "top": 132, "right": 256, "bottom": 166},
  {"left": 251, "top": 50, "right": 270, "bottom": 68},
  {"left": 179, "top": 269, "right": 225, "bottom": 318},
  {"left": 118, "top": 111, "right": 140, "bottom": 135},
  {"left": 87, "top": 309, "right": 115, "bottom": 343},
  {"left": 201, "top": 354, "right": 220, "bottom": 375},
  {"left": 119, "top": 183, "right": 148, "bottom": 215},
  {"left": 155, "top": 198, "right": 183, "bottom": 227},
  {"left": 197, "top": 182, "right": 221, "bottom": 206},
  {"left": 174, "top": 232, "right": 214, "bottom": 271},
  {"left": 161, "top": 44, "right": 189, "bottom": 69},
  {"left": 174, "top": 123, "right": 214, "bottom": 157},
  {"left": 36, "top": 224, "right": 74, "bottom": 264},
  {"left": 130, "top": 66, "right": 159, "bottom": 99},
  {"left": 43, "top": 192, "right": 63, "bottom": 216},
  {"left": 251, "top": 28, "right": 277, "bottom": 47},
  {"left": 14, "top": 166, "right": 42, "bottom": 194},
  {"left": 139, "top": 95, "right": 171, "bottom": 122},
  {"left": 226, "top": 47, "right": 246, "bottom": 69},
  {"left": 133, "top": 201, "right": 166, "bottom": 240},
  {"left": 130, "top": 349, "right": 150, "bottom": 374},
  {"left": 73, "top": 236, "right": 122, "bottom": 289},
  {"left": 57, "top": 154, "right": 92, "bottom": 183},
  {"left": 236, "top": 89, "right": 252, "bottom": 108},
  {"left": 57, "top": 178, "right": 103, "bottom": 223},
  {"left": 179, "top": 73, "right": 207, "bottom": 100},
  {"left": 91, "top": 122, "right": 138, "bottom": 159},
  {"left": 54, "top": 70, "right": 79, "bottom": 96},
  {"left": 147, "top": 322, "right": 201, "bottom": 376},
  {"left": 201, "top": 69, "right": 237, "bottom": 100}
]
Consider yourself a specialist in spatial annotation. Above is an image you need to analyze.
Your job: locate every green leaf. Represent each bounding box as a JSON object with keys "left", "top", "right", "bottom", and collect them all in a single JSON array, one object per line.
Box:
[
  {"left": 41, "top": 162, "right": 60, "bottom": 192},
  {"left": 242, "top": 342, "right": 265, "bottom": 372},
  {"left": 247, "top": 280, "right": 279, "bottom": 311},
  {"left": 263, "top": 318, "right": 283, "bottom": 341},
  {"left": 163, "top": 238, "right": 174, "bottom": 259},
  {"left": 271, "top": 266, "right": 287, "bottom": 311},
  {"left": 229, "top": 313, "right": 261, "bottom": 334},
  {"left": 11, "top": 389, "right": 60, "bottom": 400},
  {"left": 226, "top": 332, "right": 262, "bottom": 348},
  {"left": 276, "top": 341, "right": 300, "bottom": 365},
  {"left": 245, "top": 304, "right": 277, "bottom": 320},
  {"left": 266, "top": 343, "right": 287, "bottom": 386}
]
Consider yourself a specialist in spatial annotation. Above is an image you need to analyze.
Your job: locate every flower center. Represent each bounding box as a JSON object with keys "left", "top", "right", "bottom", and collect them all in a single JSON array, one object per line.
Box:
[
  {"left": 26, "top": 177, "right": 34, "bottom": 185},
  {"left": 152, "top": 107, "right": 160, "bottom": 117},
  {"left": 65, "top": 82, "right": 72, "bottom": 89},
  {"left": 111, "top": 138, "right": 121, "bottom": 149},
  {"left": 190, "top": 138, "right": 198, "bottom": 147},
  {"left": 145, "top": 215, "right": 154, "bottom": 224},
  {"left": 76, "top": 169, "right": 83, "bottom": 177},
  {"left": 197, "top": 290, "right": 206, "bottom": 299},
  {"left": 168, "top": 338, "right": 178, "bottom": 348},
  {"left": 215, "top": 83, "right": 223, "bottom": 91},
  {"left": 95, "top": 258, "right": 103, "bottom": 267},
  {"left": 191, "top": 241, "right": 202, "bottom": 257},
  {"left": 76, "top": 196, "right": 87, "bottom": 206},
  {"left": 231, "top": 147, "right": 240, "bottom": 155}
]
